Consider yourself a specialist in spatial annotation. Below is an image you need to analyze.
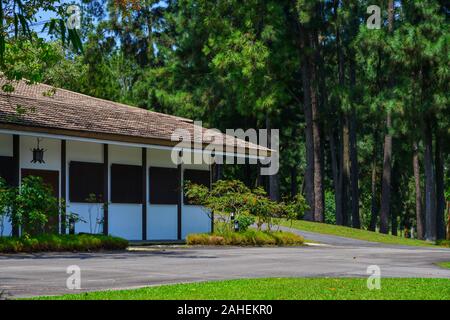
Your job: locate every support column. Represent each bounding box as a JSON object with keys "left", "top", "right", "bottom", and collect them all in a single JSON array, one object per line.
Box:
[
  {"left": 12, "top": 135, "right": 20, "bottom": 237},
  {"left": 103, "top": 144, "right": 109, "bottom": 235},
  {"left": 210, "top": 163, "right": 214, "bottom": 233},
  {"left": 60, "top": 140, "right": 66, "bottom": 234},
  {"left": 177, "top": 152, "right": 183, "bottom": 240},
  {"left": 142, "top": 147, "right": 147, "bottom": 241}
]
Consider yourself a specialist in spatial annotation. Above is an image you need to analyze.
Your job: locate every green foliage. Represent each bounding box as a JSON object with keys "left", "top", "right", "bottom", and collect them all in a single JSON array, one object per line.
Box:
[
  {"left": 324, "top": 191, "right": 336, "bottom": 225},
  {"left": 235, "top": 214, "right": 255, "bottom": 232},
  {"left": 0, "top": 234, "right": 128, "bottom": 253},
  {"left": 185, "top": 180, "right": 308, "bottom": 232},
  {"left": 0, "top": 177, "right": 14, "bottom": 236},
  {"left": 186, "top": 229, "right": 304, "bottom": 246},
  {"left": 0, "top": 0, "right": 83, "bottom": 82},
  {"left": 436, "top": 240, "right": 450, "bottom": 248},
  {"left": 0, "top": 176, "right": 62, "bottom": 236},
  {"left": 5, "top": 0, "right": 449, "bottom": 240},
  {"left": 284, "top": 193, "right": 310, "bottom": 221},
  {"left": 14, "top": 176, "right": 60, "bottom": 236}
]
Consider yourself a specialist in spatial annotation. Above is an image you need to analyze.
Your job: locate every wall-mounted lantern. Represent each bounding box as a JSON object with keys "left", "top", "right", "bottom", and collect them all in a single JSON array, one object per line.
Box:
[
  {"left": 31, "top": 138, "right": 46, "bottom": 164},
  {"left": 234, "top": 220, "right": 240, "bottom": 232},
  {"left": 230, "top": 212, "right": 239, "bottom": 232}
]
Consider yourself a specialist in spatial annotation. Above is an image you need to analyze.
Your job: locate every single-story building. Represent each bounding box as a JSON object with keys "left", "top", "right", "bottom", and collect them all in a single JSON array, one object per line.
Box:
[{"left": 0, "top": 79, "right": 269, "bottom": 240}]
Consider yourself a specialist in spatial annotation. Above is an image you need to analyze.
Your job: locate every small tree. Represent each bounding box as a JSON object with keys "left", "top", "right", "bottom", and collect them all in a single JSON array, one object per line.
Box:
[
  {"left": 185, "top": 180, "right": 251, "bottom": 233},
  {"left": 283, "top": 194, "right": 310, "bottom": 227},
  {"left": 14, "top": 176, "right": 60, "bottom": 236},
  {"left": 85, "top": 193, "right": 105, "bottom": 234},
  {"left": 185, "top": 180, "right": 308, "bottom": 233}
]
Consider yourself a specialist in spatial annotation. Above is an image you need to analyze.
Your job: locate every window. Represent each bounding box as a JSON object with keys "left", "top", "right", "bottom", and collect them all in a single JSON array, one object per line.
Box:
[
  {"left": 149, "top": 167, "right": 180, "bottom": 205},
  {"left": 69, "top": 161, "right": 104, "bottom": 203},
  {"left": 0, "top": 156, "right": 14, "bottom": 185},
  {"left": 184, "top": 169, "right": 210, "bottom": 204},
  {"left": 111, "top": 164, "right": 142, "bottom": 204}
]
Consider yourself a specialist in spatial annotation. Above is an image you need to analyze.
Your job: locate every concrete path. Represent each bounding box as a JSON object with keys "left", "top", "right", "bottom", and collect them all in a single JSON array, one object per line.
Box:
[
  {"left": 1, "top": 237, "right": 449, "bottom": 298},
  {"left": 274, "top": 225, "right": 381, "bottom": 247}
]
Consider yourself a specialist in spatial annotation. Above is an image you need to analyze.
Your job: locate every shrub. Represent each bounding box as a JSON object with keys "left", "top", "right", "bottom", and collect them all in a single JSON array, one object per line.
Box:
[
  {"left": 437, "top": 240, "right": 450, "bottom": 248},
  {"left": 186, "top": 230, "right": 304, "bottom": 246},
  {"left": 17, "top": 176, "right": 60, "bottom": 234},
  {"left": 185, "top": 179, "right": 309, "bottom": 232},
  {"left": 270, "top": 231, "right": 305, "bottom": 245},
  {"left": 324, "top": 191, "right": 336, "bottom": 225},
  {"left": 0, "top": 234, "right": 128, "bottom": 253},
  {"left": 235, "top": 214, "right": 255, "bottom": 231},
  {"left": 0, "top": 177, "right": 14, "bottom": 236}
]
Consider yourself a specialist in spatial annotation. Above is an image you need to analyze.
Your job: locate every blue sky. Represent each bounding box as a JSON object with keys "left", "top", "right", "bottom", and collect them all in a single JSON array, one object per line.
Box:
[
  {"left": 30, "top": 1, "right": 80, "bottom": 35},
  {"left": 30, "top": 0, "right": 168, "bottom": 38}
]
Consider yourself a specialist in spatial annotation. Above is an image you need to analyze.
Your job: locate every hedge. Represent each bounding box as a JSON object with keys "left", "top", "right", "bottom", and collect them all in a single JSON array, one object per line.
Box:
[
  {"left": 0, "top": 234, "right": 128, "bottom": 253},
  {"left": 186, "top": 229, "right": 304, "bottom": 246}
]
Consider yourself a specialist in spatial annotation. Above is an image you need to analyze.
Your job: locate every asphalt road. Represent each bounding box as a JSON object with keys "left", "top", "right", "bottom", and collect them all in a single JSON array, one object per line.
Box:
[{"left": 1, "top": 233, "right": 450, "bottom": 298}]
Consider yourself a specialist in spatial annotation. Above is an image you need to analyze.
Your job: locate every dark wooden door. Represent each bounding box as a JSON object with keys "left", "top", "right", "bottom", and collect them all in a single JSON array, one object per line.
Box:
[{"left": 21, "top": 169, "right": 60, "bottom": 234}]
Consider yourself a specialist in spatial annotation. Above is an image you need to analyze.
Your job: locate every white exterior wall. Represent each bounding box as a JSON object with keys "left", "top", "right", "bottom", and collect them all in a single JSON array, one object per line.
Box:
[
  {"left": 20, "top": 136, "right": 61, "bottom": 172},
  {"left": 182, "top": 205, "right": 211, "bottom": 238},
  {"left": 66, "top": 140, "right": 104, "bottom": 234},
  {"left": 0, "top": 131, "right": 212, "bottom": 240},
  {"left": 147, "top": 149, "right": 178, "bottom": 240},
  {"left": 108, "top": 145, "right": 142, "bottom": 240},
  {"left": 182, "top": 160, "right": 212, "bottom": 238}
]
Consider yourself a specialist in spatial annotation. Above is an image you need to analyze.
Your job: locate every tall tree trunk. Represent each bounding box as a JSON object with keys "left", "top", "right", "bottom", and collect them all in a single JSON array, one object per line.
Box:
[
  {"left": 435, "top": 131, "right": 445, "bottom": 240},
  {"left": 342, "top": 115, "right": 351, "bottom": 226},
  {"left": 379, "top": 0, "right": 395, "bottom": 234},
  {"left": 379, "top": 112, "right": 392, "bottom": 234},
  {"left": 335, "top": 7, "right": 349, "bottom": 226},
  {"left": 413, "top": 141, "right": 425, "bottom": 239},
  {"left": 290, "top": 166, "right": 298, "bottom": 198},
  {"left": 369, "top": 130, "right": 379, "bottom": 231},
  {"left": 330, "top": 132, "right": 343, "bottom": 225},
  {"left": 300, "top": 29, "right": 315, "bottom": 221},
  {"left": 266, "top": 115, "right": 280, "bottom": 201},
  {"left": 348, "top": 57, "right": 360, "bottom": 228},
  {"left": 391, "top": 160, "right": 399, "bottom": 236},
  {"left": 424, "top": 118, "right": 436, "bottom": 241},
  {"left": 310, "top": 31, "right": 324, "bottom": 223}
]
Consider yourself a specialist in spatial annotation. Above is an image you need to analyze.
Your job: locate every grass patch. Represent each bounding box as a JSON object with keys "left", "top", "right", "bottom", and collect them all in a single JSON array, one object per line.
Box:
[
  {"left": 0, "top": 234, "right": 128, "bottom": 253},
  {"left": 32, "top": 278, "right": 450, "bottom": 300},
  {"left": 278, "top": 219, "right": 441, "bottom": 247},
  {"left": 436, "top": 262, "right": 450, "bottom": 269},
  {"left": 186, "top": 229, "right": 304, "bottom": 246}
]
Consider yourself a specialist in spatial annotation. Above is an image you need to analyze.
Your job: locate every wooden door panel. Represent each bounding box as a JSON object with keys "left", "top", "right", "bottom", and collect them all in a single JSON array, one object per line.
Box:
[{"left": 21, "top": 169, "right": 60, "bottom": 234}]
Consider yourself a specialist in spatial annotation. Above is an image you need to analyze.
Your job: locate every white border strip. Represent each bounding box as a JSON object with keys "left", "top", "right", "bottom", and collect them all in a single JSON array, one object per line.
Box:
[{"left": 0, "top": 128, "right": 267, "bottom": 160}]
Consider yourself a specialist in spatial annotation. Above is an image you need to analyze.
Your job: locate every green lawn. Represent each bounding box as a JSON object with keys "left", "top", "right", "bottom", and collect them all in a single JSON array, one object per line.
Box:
[
  {"left": 437, "top": 262, "right": 450, "bottom": 269},
  {"left": 32, "top": 278, "right": 450, "bottom": 300},
  {"left": 278, "top": 219, "right": 439, "bottom": 247}
]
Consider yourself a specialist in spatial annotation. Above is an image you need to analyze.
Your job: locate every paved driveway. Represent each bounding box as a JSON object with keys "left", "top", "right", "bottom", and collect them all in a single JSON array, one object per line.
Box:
[{"left": 1, "top": 237, "right": 450, "bottom": 298}]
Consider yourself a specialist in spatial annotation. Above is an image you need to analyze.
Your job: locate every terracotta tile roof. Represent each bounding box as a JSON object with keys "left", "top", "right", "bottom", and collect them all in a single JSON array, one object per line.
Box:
[{"left": 0, "top": 79, "right": 269, "bottom": 156}]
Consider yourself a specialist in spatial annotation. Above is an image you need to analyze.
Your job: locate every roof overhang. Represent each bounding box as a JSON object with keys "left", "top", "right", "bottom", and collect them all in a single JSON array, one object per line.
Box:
[{"left": 0, "top": 123, "right": 272, "bottom": 160}]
